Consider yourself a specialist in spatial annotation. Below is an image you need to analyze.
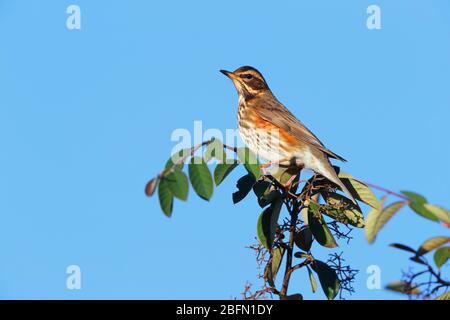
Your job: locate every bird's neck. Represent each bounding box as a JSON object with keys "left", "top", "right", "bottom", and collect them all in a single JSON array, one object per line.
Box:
[{"left": 238, "top": 88, "right": 273, "bottom": 103}]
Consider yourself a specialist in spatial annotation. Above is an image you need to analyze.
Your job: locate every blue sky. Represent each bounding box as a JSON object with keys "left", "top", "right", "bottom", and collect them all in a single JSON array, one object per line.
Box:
[{"left": 0, "top": 0, "right": 449, "bottom": 299}]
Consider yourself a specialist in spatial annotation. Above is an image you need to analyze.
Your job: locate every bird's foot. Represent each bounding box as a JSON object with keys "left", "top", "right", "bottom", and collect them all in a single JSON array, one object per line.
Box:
[
  {"left": 259, "top": 162, "right": 272, "bottom": 176},
  {"left": 281, "top": 172, "right": 299, "bottom": 188}
]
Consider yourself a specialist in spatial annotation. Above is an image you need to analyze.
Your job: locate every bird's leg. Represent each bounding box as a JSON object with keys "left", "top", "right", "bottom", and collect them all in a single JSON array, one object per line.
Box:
[
  {"left": 260, "top": 162, "right": 272, "bottom": 169},
  {"left": 264, "top": 157, "right": 302, "bottom": 188},
  {"left": 280, "top": 164, "right": 304, "bottom": 190},
  {"left": 259, "top": 162, "right": 272, "bottom": 176},
  {"left": 282, "top": 174, "right": 298, "bottom": 188}
]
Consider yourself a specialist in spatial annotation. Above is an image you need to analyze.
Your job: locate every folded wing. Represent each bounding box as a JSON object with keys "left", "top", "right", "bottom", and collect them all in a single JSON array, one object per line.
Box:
[{"left": 253, "top": 99, "right": 347, "bottom": 162}]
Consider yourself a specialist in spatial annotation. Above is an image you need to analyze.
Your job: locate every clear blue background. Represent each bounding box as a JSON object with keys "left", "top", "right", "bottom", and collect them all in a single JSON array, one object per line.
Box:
[{"left": 0, "top": 0, "right": 448, "bottom": 299}]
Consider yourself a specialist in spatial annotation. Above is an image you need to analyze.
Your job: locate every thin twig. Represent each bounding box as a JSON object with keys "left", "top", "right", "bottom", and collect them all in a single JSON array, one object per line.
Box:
[{"left": 363, "top": 181, "right": 410, "bottom": 201}]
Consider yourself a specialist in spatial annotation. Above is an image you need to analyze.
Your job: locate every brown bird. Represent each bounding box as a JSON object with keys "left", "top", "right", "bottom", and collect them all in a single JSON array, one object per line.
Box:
[{"left": 220, "top": 66, "right": 355, "bottom": 203}]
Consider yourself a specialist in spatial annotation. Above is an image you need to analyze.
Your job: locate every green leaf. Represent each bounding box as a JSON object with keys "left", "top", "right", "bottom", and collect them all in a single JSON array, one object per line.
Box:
[
  {"left": 409, "top": 202, "right": 439, "bottom": 222},
  {"left": 271, "top": 247, "right": 284, "bottom": 278},
  {"left": 338, "top": 173, "right": 380, "bottom": 209},
  {"left": 307, "top": 266, "right": 318, "bottom": 293},
  {"left": 237, "top": 147, "right": 260, "bottom": 179},
  {"left": 259, "top": 190, "right": 281, "bottom": 208},
  {"left": 322, "top": 192, "right": 365, "bottom": 228},
  {"left": 416, "top": 236, "right": 450, "bottom": 257},
  {"left": 252, "top": 180, "right": 271, "bottom": 203},
  {"left": 270, "top": 166, "right": 300, "bottom": 187},
  {"left": 214, "top": 162, "right": 238, "bottom": 186},
  {"left": 204, "top": 139, "right": 226, "bottom": 163},
  {"left": 435, "top": 291, "right": 450, "bottom": 300},
  {"left": 434, "top": 246, "right": 450, "bottom": 269},
  {"left": 312, "top": 260, "right": 340, "bottom": 300},
  {"left": 188, "top": 157, "right": 214, "bottom": 201},
  {"left": 294, "top": 227, "right": 313, "bottom": 252},
  {"left": 265, "top": 247, "right": 285, "bottom": 287},
  {"left": 308, "top": 204, "right": 338, "bottom": 248},
  {"left": 300, "top": 206, "right": 309, "bottom": 225},
  {"left": 365, "top": 200, "right": 406, "bottom": 244},
  {"left": 401, "top": 191, "right": 427, "bottom": 204},
  {"left": 165, "top": 171, "right": 189, "bottom": 201},
  {"left": 253, "top": 180, "right": 280, "bottom": 208},
  {"left": 422, "top": 204, "right": 450, "bottom": 224},
  {"left": 232, "top": 174, "right": 256, "bottom": 204},
  {"left": 144, "top": 177, "right": 159, "bottom": 197},
  {"left": 165, "top": 148, "right": 190, "bottom": 171},
  {"left": 158, "top": 179, "right": 173, "bottom": 217},
  {"left": 386, "top": 280, "right": 421, "bottom": 295},
  {"left": 389, "top": 243, "right": 418, "bottom": 255},
  {"left": 257, "top": 196, "right": 283, "bottom": 250},
  {"left": 401, "top": 191, "right": 441, "bottom": 222}
]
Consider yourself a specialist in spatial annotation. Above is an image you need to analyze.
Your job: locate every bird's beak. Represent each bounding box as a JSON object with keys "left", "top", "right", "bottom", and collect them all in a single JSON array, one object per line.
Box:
[{"left": 220, "top": 69, "right": 237, "bottom": 80}]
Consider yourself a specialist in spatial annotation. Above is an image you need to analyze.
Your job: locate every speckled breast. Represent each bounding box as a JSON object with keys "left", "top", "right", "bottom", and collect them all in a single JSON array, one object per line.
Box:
[{"left": 237, "top": 102, "right": 300, "bottom": 164}]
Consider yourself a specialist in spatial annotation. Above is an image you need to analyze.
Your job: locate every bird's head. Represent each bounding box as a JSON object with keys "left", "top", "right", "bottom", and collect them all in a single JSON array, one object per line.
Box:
[{"left": 220, "top": 66, "right": 270, "bottom": 98}]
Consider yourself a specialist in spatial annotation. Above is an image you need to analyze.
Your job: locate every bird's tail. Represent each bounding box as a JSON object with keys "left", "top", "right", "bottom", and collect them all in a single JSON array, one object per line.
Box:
[{"left": 320, "top": 161, "right": 357, "bottom": 204}]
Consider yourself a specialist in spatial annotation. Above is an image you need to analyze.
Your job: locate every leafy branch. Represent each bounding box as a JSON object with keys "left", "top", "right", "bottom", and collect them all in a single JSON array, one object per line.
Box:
[
  {"left": 365, "top": 188, "right": 450, "bottom": 299},
  {"left": 145, "top": 138, "right": 381, "bottom": 300},
  {"left": 145, "top": 138, "right": 449, "bottom": 300}
]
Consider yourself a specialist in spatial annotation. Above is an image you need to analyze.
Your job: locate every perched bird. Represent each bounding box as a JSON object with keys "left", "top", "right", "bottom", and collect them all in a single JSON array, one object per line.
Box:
[{"left": 220, "top": 66, "right": 355, "bottom": 203}]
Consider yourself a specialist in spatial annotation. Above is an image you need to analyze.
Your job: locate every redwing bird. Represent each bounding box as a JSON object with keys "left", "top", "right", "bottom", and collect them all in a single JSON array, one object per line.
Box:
[{"left": 220, "top": 66, "right": 355, "bottom": 203}]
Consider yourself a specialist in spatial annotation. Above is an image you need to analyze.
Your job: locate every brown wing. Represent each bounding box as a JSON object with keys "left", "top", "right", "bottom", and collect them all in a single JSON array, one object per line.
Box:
[{"left": 252, "top": 96, "right": 347, "bottom": 162}]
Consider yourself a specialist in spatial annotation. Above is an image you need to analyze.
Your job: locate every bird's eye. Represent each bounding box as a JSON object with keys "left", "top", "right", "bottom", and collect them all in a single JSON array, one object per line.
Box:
[{"left": 241, "top": 74, "right": 253, "bottom": 80}]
